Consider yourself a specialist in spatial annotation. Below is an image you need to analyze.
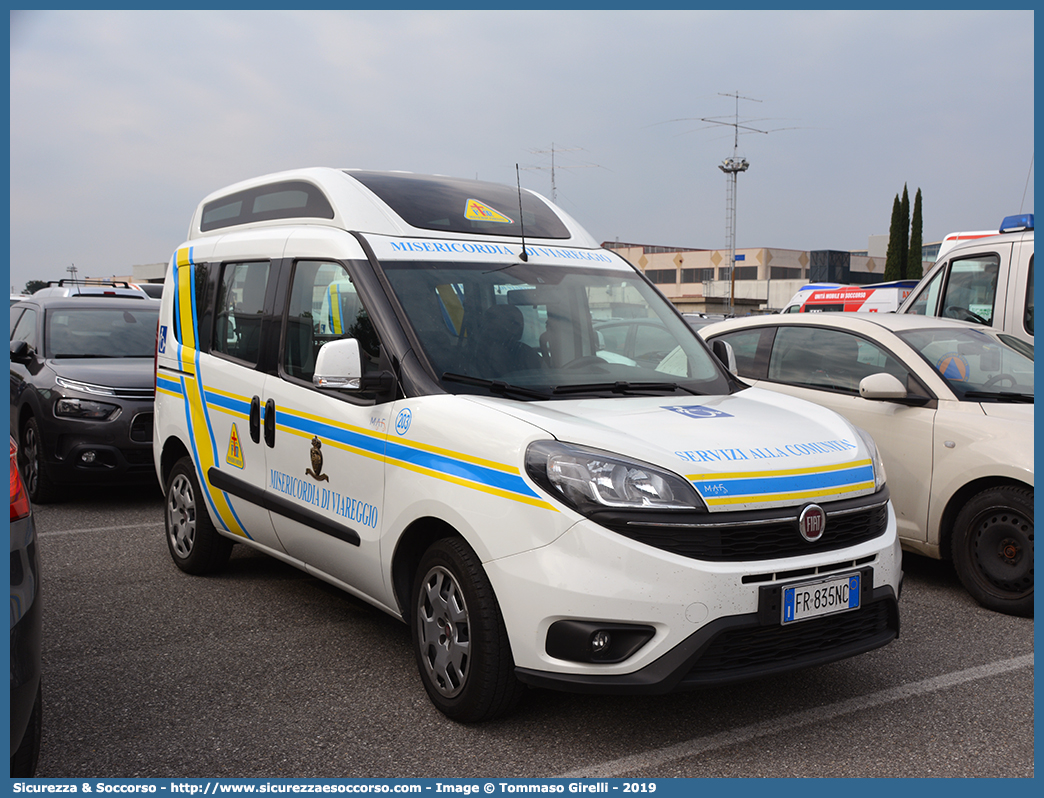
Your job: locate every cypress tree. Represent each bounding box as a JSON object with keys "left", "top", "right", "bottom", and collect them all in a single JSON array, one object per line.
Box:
[
  {"left": 899, "top": 184, "right": 910, "bottom": 278},
  {"left": 884, "top": 194, "right": 903, "bottom": 281},
  {"left": 908, "top": 188, "right": 923, "bottom": 280}
]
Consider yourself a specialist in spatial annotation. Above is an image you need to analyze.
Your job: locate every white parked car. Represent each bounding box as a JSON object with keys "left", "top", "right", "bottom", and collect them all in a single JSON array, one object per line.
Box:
[{"left": 701, "top": 312, "right": 1033, "bottom": 616}]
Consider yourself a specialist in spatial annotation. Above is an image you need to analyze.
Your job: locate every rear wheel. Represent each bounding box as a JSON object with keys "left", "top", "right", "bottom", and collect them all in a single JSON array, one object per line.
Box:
[
  {"left": 951, "top": 486, "right": 1033, "bottom": 617},
  {"left": 165, "top": 457, "right": 233, "bottom": 575},
  {"left": 20, "top": 417, "right": 58, "bottom": 504},
  {"left": 412, "top": 537, "right": 524, "bottom": 722}
]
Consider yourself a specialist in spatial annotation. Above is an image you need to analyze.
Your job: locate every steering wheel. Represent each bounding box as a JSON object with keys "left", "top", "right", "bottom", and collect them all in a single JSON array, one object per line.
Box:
[
  {"left": 945, "top": 306, "right": 989, "bottom": 325},
  {"left": 982, "top": 373, "right": 1016, "bottom": 389},
  {"left": 562, "top": 355, "right": 608, "bottom": 369}
]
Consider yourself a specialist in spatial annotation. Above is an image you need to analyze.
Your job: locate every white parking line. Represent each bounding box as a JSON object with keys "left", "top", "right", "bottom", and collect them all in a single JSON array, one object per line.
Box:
[{"left": 556, "top": 654, "right": 1034, "bottom": 778}]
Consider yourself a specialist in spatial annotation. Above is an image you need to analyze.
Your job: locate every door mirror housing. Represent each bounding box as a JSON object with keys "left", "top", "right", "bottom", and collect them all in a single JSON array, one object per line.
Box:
[
  {"left": 10, "top": 340, "right": 33, "bottom": 365},
  {"left": 711, "top": 339, "right": 737, "bottom": 375},
  {"left": 858, "top": 372, "right": 908, "bottom": 400},
  {"left": 313, "top": 338, "right": 364, "bottom": 389}
]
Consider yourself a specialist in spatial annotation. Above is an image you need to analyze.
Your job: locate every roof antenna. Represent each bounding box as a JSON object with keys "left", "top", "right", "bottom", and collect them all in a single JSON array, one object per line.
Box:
[{"left": 515, "top": 164, "right": 528, "bottom": 262}]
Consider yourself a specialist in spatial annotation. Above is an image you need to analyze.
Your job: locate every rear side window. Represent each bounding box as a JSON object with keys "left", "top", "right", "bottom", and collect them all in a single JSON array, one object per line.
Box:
[{"left": 213, "top": 262, "right": 270, "bottom": 365}]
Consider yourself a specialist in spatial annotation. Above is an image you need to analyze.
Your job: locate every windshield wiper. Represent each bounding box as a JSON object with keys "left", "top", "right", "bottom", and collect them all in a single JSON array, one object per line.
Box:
[
  {"left": 441, "top": 372, "right": 550, "bottom": 400},
  {"left": 553, "top": 381, "right": 702, "bottom": 396},
  {"left": 962, "top": 390, "right": 1034, "bottom": 403}
]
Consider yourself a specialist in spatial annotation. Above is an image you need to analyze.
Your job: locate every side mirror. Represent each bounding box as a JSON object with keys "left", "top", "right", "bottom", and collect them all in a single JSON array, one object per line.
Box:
[
  {"left": 711, "top": 339, "right": 737, "bottom": 375},
  {"left": 10, "top": 340, "right": 33, "bottom": 365},
  {"left": 313, "top": 338, "right": 364, "bottom": 389},
  {"left": 858, "top": 372, "right": 907, "bottom": 400}
]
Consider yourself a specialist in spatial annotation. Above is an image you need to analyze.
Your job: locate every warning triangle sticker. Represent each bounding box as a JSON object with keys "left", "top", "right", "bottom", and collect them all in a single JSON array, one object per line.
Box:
[
  {"left": 464, "top": 199, "right": 513, "bottom": 224},
  {"left": 226, "top": 423, "right": 245, "bottom": 468}
]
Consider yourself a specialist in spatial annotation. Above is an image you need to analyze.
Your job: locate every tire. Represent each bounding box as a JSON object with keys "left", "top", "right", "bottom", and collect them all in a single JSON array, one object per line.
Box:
[
  {"left": 951, "top": 486, "right": 1033, "bottom": 617},
  {"left": 412, "top": 537, "right": 525, "bottom": 723},
  {"left": 164, "top": 457, "right": 233, "bottom": 575},
  {"left": 19, "top": 417, "right": 58, "bottom": 504},
  {"left": 11, "top": 682, "right": 42, "bottom": 777}
]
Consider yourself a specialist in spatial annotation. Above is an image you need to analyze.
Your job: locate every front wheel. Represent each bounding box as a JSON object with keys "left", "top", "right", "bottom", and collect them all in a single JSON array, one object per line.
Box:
[
  {"left": 951, "top": 486, "right": 1033, "bottom": 617},
  {"left": 165, "top": 457, "right": 233, "bottom": 575},
  {"left": 412, "top": 537, "right": 524, "bottom": 722}
]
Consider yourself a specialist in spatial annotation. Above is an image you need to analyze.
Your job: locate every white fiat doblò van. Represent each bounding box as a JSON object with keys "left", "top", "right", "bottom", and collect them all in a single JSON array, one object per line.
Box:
[
  {"left": 900, "top": 214, "right": 1033, "bottom": 347},
  {"left": 154, "top": 168, "right": 901, "bottom": 722}
]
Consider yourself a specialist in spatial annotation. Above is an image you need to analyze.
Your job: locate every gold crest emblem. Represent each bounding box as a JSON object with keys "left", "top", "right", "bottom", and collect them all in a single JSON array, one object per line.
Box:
[{"left": 305, "top": 435, "right": 330, "bottom": 482}]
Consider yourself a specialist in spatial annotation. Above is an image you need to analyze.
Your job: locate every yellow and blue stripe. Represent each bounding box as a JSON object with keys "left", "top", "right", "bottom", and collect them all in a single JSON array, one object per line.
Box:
[
  {"left": 688, "top": 459, "right": 876, "bottom": 508},
  {"left": 170, "top": 249, "right": 251, "bottom": 539}
]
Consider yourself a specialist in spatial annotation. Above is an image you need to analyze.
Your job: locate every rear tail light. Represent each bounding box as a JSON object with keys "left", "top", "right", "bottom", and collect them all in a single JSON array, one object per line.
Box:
[{"left": 10, "top": 438, "right": 31, "bottom": 520}]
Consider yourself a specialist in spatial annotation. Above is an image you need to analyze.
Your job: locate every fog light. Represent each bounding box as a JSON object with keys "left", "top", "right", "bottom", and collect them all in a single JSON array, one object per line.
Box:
[
  {"left": 546, "top": 620, "right": 655, "bottom": 663},
  {"left": 591, "top": 630, "right": 611, "bottom": 653},
  {"left": 81, "top": 450, "right": 97, "bottom": 463}
]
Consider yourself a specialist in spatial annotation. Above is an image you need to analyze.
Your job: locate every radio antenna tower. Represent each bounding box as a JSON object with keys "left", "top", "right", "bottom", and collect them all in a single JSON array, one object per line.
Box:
[
  {"left": 522, "top": 143, "right": 601, "bottom": 202},
  {"left": 655, "top": 92, "right": 802, "bottom": 313},
  {"left": 716, "top": 92, "right": 758, "bottom": 314}
]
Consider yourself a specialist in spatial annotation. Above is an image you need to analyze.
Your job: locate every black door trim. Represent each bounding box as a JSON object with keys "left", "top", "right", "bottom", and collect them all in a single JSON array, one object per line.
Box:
[{"left": 207, "top": 467, "right": 361, "bottom": 547}]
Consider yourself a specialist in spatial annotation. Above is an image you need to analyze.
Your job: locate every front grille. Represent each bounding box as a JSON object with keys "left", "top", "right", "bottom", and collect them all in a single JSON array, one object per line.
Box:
[
  {"left": 596, "top": 491, "right": 889, "bottom": 562},
  {"left": 130, "top": 412, "right": 154, "bottom": 443},
  {"left": 684, "top": 598, "right": 895, "bottom": 684}
]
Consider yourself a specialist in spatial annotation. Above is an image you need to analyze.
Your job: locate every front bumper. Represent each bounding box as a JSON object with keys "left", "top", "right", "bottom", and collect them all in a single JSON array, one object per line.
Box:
[
  {"left": 487, "top": 499, "right": 902, "bottom": 691},
  {"left": 516, "top": 582, "right": 899, "bottom": 694},
  {"left": 41, "top": 402, "right": 156, "bottom": 485}
]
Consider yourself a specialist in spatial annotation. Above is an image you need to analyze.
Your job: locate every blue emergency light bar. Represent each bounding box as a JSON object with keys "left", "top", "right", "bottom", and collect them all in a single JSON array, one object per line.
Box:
[{"left": 999, "top": 213, "right": 1033, "bottom": 233}]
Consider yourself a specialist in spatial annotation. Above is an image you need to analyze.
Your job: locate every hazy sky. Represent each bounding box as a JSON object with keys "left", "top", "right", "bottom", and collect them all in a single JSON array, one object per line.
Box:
[{"left": 8, "top": 9, "right": 1035, "bottom": 293}]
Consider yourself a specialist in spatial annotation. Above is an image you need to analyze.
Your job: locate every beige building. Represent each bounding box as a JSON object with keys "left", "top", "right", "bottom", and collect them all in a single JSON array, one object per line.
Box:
[{"left": 604, "top": 241, "right": 931, "bottom": 314}]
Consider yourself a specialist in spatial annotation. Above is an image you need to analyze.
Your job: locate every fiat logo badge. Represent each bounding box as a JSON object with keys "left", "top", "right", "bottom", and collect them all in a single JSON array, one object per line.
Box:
[{"left": 799, "top": 504, "right": 826, "bottom": 542}]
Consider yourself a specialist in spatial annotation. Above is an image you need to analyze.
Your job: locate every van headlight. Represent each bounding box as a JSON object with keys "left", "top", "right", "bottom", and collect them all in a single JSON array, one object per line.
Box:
[
  {"left": 854, "top": 426, "right": 887, "bottom": 491},
  {"left": 525, "top": 440, "right": 704, "bottom": 514}
]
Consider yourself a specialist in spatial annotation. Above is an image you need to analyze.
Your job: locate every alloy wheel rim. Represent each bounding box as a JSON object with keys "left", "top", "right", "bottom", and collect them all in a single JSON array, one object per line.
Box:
[{"left": 22, "top": 424, "right": 39, "bottom": 496}]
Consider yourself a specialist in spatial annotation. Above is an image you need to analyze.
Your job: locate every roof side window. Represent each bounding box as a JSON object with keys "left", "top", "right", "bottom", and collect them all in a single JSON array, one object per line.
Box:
[{"left": 201, "top": 181, "right": 335, "bottom": 232}]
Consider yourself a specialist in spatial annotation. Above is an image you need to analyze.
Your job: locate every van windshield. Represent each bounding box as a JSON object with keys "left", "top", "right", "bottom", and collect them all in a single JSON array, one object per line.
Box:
[{"left": 381, "top": 259, "right": 733, "bottom": 398}]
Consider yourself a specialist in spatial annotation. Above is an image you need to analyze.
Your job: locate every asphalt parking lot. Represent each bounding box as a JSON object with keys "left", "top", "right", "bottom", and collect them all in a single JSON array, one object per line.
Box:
[{"left": 31, "top": 484, "right": 1033, "bottom": 779}]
